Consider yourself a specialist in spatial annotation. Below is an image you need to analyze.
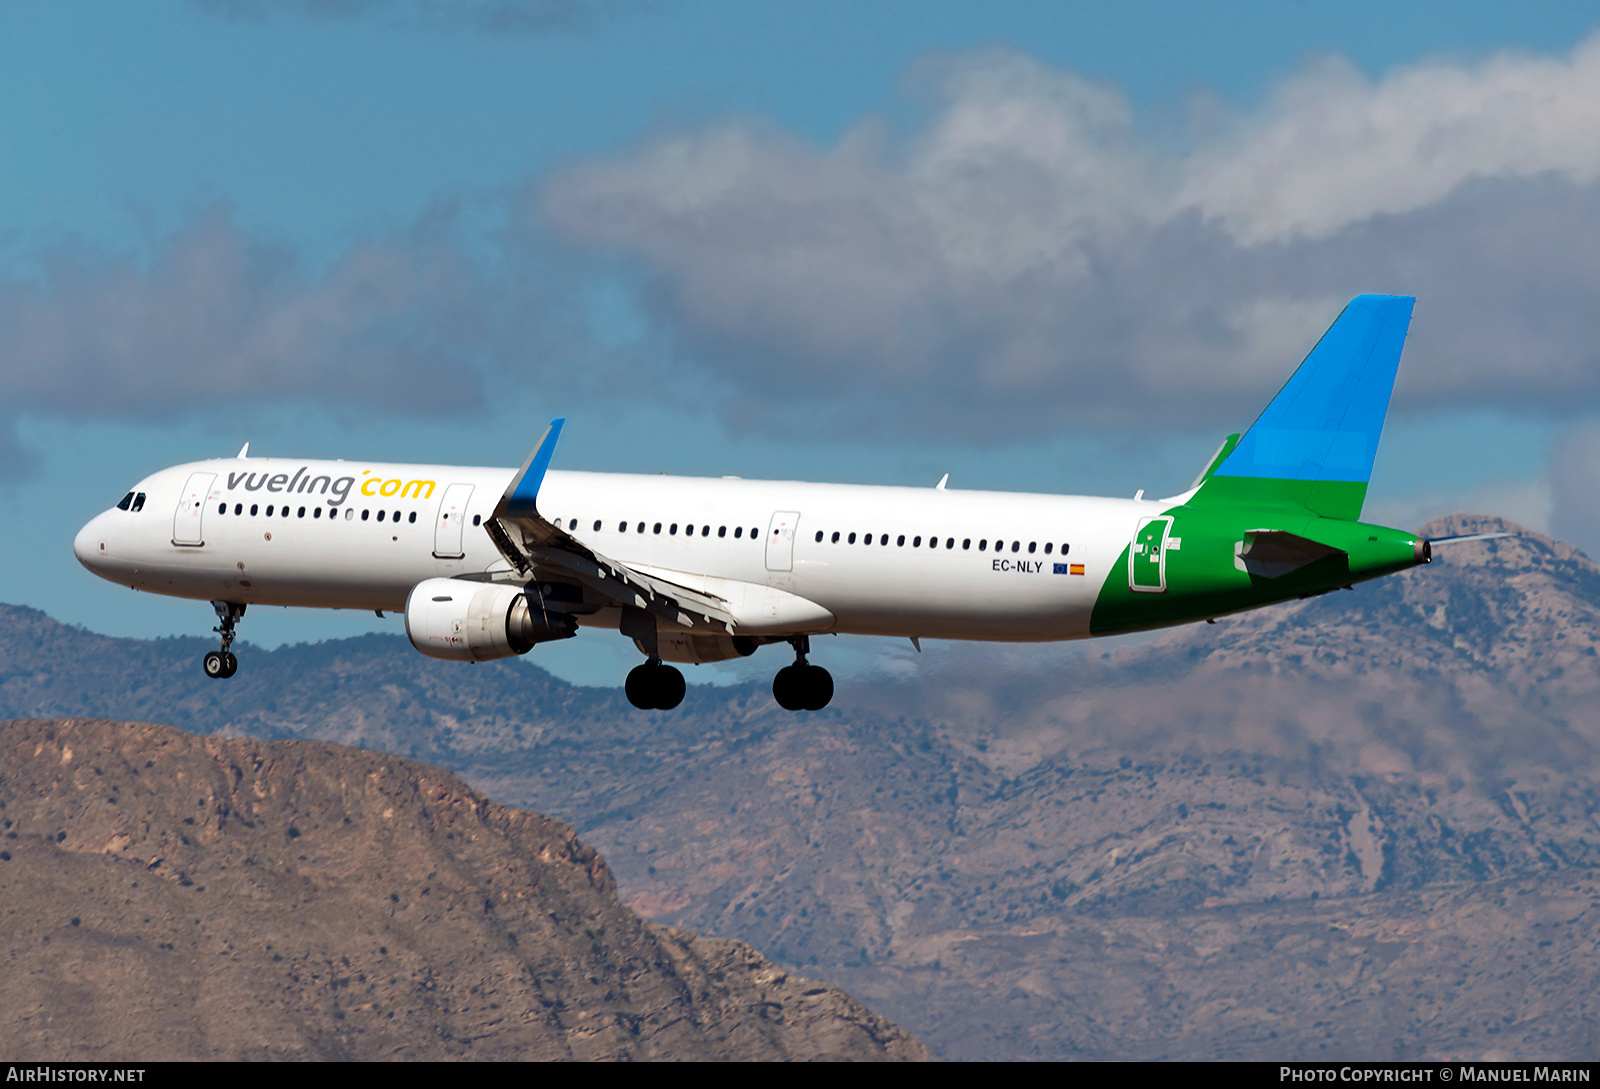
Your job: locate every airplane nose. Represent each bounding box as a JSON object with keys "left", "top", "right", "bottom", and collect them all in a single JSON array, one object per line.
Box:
[{"left": 74, "top": 515, "right": 106, "bottom": 571}]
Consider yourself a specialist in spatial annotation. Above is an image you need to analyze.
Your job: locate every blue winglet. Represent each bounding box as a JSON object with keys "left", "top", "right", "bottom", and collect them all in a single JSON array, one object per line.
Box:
[
  {"left": 503, "top": 418, "right": 565, "bottom": 519},
  {"left": 1214, "top": 295, "right": 1415, "bottom": 485}
]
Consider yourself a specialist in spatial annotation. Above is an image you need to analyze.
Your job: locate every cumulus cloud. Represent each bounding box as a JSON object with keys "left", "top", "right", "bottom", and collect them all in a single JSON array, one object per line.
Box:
[
  {"left": 0, "top": 206, "right": 496, "bottom": 472},
  {"left": 542, "top": 38, "right": 1600, "bottom": 437}
]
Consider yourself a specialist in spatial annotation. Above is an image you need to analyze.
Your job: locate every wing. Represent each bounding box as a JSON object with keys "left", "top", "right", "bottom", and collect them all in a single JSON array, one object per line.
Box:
[{"left": 485, "top": 420, "right": 737, "bottom": 632}]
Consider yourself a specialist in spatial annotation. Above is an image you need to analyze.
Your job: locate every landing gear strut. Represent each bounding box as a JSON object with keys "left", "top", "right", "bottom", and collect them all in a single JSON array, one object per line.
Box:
[
  {"left": 626, "top": 659, "right": 686, "bottom": 710},
  {"left": 773, "top": 635, "right": 832, "bottom": 711},
  {"left": 204, "top": 600, "right": 245, "bottom": 680}
]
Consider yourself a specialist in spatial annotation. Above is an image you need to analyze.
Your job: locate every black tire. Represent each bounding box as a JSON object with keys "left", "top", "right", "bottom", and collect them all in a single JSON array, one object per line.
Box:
[
  {"left": 221, "top": 651, "right": 238, "bottom": 678},
  {"left": 801, "top": 665, "right": 833, "bottom": 711},
  {"left": 625, "top": 664, "right": 657, "bottom": 709},
  {"left": 203, "top": 651, "right": 227, "bottom": 679},
  {"left": 773, "top": 665, "right": 806, "bottom": 711},
  {"left": 655, "top": 665, "right": 686, "bottom": 710}
]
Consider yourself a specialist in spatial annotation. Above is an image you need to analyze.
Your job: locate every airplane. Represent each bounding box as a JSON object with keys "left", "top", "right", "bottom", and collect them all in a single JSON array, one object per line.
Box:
[{"left": 75, "top": 294, "right": 1447, "bottom": 712}]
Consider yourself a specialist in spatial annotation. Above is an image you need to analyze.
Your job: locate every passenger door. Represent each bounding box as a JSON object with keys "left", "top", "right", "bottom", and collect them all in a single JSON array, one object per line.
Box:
[
  {"left": 432, "top": 483, "right": 475, "bottom": 559},
  {"left": 1129, "top": 516, "right": 1173, "bottom": 593},
  {"left": 172, "top": 472, "right": 216, "bottom": 547}
]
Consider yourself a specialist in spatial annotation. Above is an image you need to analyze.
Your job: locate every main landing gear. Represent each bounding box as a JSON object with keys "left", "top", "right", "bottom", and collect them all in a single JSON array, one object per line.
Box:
[
  {"left": 626, "top": 659, "right": 686, "bottom": 710},
  {"left": 773, "top": 635, "right": 833, "bottom": 712},
  {"left": 203, "top": 600, "right": 245, "bottom": 680}
]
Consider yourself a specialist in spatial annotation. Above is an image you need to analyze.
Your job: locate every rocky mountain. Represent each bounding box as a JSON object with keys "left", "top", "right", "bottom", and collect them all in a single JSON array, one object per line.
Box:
[
  {"left": 3, "top": 514, "right": 1598, "bottom": 1059},
  {"left": 0, "top": 718, "right": 928, "bottom": 1061}
]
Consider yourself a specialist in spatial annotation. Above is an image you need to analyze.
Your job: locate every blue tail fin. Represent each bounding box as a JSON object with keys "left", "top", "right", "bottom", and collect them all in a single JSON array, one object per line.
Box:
[{"left": 1199, "top": 294, "right": 1414, "bottom": 520}]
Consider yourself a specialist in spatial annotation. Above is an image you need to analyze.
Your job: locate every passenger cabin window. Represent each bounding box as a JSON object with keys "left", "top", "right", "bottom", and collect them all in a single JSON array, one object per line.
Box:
[
  {"left": 377, "top": 510, "right": 385, "bottom": 522},
  {"left": 217, "top": 503, "right": 226, "bottom": 515},
  {"left": 734, "top": 527, "right": 743, "bottom": 538},
  {"left": 593, "top": 520, "right": 602, "bottom": 531},
  {"left": 361, "top": 510, "right": 369, "bottom": 521},
  {"left": 619, "top": 521, "right": 628, "bottom": 532},
  {"left": 473, "top": 515, "right": 481, "bottom": 526},
  {"left": 815, "top": 531, "right": 824, "bottom": 542},
  {"left": 568, "top": 518, "right": 577, "bottom": 530},
  {"left": 1044, "top": 543, "right": 1052, "bottom": 554},
  {"left": 847, "top": 532, "right": 856, "bottom": 544},
  {"left": 409, "top": 512, "right": 417, "bottom": 524},
  {"left": 718, "top": 526, "right": 727, "bottom": 537},
  {"left": 250, "top": 504, "right": 258, "bottom": 516}
]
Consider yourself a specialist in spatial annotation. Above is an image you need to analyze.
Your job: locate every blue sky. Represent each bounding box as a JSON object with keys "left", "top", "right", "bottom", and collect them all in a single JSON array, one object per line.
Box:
[{"left": 5, "top": 1, "right": 1599, "bottom": 685}]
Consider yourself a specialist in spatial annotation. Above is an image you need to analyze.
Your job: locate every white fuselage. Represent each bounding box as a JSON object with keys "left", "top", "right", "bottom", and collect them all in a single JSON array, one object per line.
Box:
[{"left": 75, "top": 457, "right": 1165, "bottom": 642}]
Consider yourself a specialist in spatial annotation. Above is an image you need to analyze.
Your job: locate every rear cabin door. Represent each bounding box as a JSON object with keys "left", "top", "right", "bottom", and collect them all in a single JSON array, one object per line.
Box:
[
  {"left": 1129, "top": 516, "right": 1173, "bottom": 593},
  {"left": 432, "top": 483, "right": 475, "bottom": 559},
  {"left": 172, "top": 471, "right": 216, "bottom": 547},
  {"left": 765, "top": 510, "right": 800, "bottom": 572}
]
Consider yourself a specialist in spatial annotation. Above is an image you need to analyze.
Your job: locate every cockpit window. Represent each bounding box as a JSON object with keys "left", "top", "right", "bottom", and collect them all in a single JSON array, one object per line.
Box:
[
  {"left": 132, "top": 493, "right": 145, "bottom": 512},
  {"left": 116, "top": 492, "right": 134, "bottom": 511}
]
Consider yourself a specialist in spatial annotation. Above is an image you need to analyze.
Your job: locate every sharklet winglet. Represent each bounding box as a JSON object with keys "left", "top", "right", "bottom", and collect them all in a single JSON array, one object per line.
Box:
[{"left": 498, "top": 418, "right": 565, "bottom": 520}]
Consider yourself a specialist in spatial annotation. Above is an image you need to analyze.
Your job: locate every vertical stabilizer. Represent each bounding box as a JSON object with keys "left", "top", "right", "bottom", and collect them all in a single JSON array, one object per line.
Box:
[{"left": 1196, "top": 295, "right": 1414, "bottom": 520}]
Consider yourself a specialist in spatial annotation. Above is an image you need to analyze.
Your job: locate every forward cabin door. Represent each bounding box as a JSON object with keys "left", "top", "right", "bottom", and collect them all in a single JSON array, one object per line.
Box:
[
  {"left": 172, "top": 471, "right": 216, "bottom": 547},
  {"left": 1129, "top": 516, "right": 1173, "bottom": 593},
  {"left": 432, "top": 483, "right": 475, "bottom": 559}
]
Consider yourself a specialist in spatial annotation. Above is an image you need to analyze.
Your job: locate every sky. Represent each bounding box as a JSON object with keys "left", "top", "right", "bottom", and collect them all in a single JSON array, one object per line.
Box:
[{"left": 5, "top": 0, "right": 1600, "bottom": 686}]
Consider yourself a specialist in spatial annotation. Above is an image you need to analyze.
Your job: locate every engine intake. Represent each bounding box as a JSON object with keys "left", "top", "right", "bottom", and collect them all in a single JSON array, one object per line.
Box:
[{"left": 405, "top": 578, "right": 576, "bottom": 662}]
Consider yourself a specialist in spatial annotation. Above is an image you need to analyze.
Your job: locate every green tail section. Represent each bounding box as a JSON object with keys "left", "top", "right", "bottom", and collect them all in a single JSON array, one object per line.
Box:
[{"left": 1089, "top": 295, "right": 1425, "bottom": 637}]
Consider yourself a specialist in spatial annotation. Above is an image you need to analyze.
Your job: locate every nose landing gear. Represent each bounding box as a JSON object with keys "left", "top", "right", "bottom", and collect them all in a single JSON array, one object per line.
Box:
[
  {"left": 773, "top": 635, "right": 832, "bottom": 711},
  {"left": 203, "top": 600, "right": 245, "bottom": 679},
  {"left": 625, "top": 659, "right": 686, "bottom": 710}
]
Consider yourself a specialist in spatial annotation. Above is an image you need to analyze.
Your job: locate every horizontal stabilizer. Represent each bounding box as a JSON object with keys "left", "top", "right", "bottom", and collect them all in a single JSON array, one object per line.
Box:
[
  {"left": 1428, "top": 532, "right": 1512, "bottom": 546},
  {"left": 1233, "top": 529, "right": 1346, "bottom": 579}
]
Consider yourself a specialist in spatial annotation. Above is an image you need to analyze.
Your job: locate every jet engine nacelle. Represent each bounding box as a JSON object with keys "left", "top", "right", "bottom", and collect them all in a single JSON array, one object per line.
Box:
[
  {"left": 405, "top": 578, "right": 576, "bottom": 662},
  {"left": 633, "top": 631, "right": 759, "bottom": 664}
]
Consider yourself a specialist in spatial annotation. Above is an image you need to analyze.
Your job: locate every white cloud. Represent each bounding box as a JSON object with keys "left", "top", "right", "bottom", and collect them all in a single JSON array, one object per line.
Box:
[
  {"left": 0, "top": 206, "right": 500, "bottom": 472},
  {"left": 1177, "top": 39, "right": 1600, "bottom": 243},
  {"left": 542, "top": 36, "right": 1600, "bottom": 437}
]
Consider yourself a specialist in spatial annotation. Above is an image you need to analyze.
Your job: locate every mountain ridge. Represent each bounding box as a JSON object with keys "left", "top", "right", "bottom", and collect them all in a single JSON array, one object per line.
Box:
[
  {"left": 5, "top": 513, "right": 1598, "bottom": 1059},
  {"left": 0, "top": 716, "right": 929, "bottom": 1061}
]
